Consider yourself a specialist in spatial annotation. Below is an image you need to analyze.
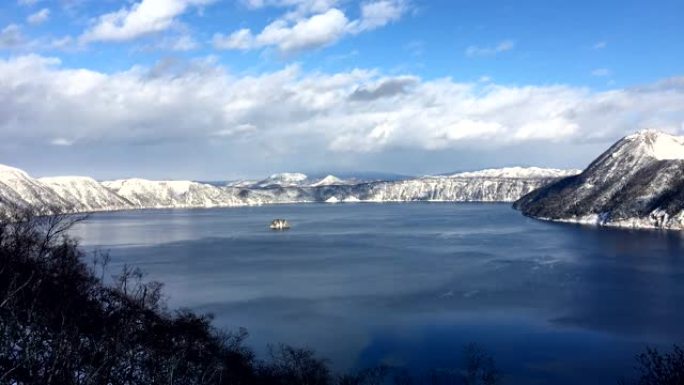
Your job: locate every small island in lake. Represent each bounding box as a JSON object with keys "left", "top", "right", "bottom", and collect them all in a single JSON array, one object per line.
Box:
[{"left": 270, "top": 219, "right": 291, "bottom": 230}]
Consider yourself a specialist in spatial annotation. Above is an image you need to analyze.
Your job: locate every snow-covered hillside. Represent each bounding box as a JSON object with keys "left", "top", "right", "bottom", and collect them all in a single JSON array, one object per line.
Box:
[
  {"left": 0, "top": 165, "right": 70, "bottom": 211},
  {"left": 232, "top": 173, "right": 354, "bottom": 188},
  {"left": 103, "top": 179, "right": 244, "bottom": 208},
  {"left": 238, "top": 168, "right": 574, "bottom": 204},
  {"left": 514, "top": 130, "right": 684, "bottom": 230},
  {"left": 253, "top": 173, "right": 310, "bottom": 187},
  {"left": 0, "top": 163, "right": 576, "bottom": 214},
  {"left": 365, "top": 176, "right": 562, "bottom": 202},
  {"left": 310, "top": 175, "right": 350, "bottom": 187},
  {"left": 40, "top": 176, "right": 132, "bottom": 212},
  {"left": 449, "top": 167, "right": 581, "bottom": 179}
]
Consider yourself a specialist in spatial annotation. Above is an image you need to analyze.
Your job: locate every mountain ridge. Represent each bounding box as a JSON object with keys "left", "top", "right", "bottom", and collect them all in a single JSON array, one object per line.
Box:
[
  {"left": 0, "top": 165, "right": 576, "bottom": 213},
  {"left": 514, "top": 130, "right": 684, "bottom": 230}
]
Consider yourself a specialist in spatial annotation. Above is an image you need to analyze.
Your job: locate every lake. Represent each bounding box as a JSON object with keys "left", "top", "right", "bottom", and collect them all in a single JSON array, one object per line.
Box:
[{"left": 70, "top": 203, "right": 684, "bottom": 385}]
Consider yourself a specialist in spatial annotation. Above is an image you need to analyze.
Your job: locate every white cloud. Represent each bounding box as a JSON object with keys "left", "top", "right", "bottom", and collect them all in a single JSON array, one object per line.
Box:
[
  {"left": 465, "top": 40, "right": 515, "bottom": 57},
  {"left": 351, "top": 0, "right": 407, "bottom": 31},
  {"left": 214, "top": 0, "right": 408, "bottom": 53},
  {"left": 51, "top": 138, "right": 74, "bottom": 146},
  {"left": 81, "top": 0, "right": 214, "bottom": 43},
  {"left": 591, "top": 68, "right": 611, "bottom": 77},
  {"left": 215, "top": 8, "right": 349, "bottom": 53},
  {"left": 0, "top": 24, "right": 24, "bottom": 49},
  {"left": 1, "top": 55, "right": 684, "bottom": 155},
  {"left": 27, "top": 8, "right": 51, "bottom": 25},
  {"left": 242, "top": 0, "right": 341, "bottom": 16},
  {"left": 593, "top": 41, "right": 607, "bottom": 49}
]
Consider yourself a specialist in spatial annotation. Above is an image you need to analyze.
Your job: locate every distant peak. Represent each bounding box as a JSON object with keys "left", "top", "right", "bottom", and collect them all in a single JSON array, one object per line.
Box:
[
  {"left": 252, "top": 172, "right": 310, "bottom": 187},
  {"left": 266, "top": 172, "right": 308, "bottom": 181},
  {"left": 311, "top": 175, "right": 346, "bottom": 186}
]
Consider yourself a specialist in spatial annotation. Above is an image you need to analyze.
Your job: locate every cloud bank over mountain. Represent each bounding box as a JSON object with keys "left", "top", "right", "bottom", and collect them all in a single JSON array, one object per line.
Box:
[{"left": 1, "top": 54, "right": 683, "bottom": 158}]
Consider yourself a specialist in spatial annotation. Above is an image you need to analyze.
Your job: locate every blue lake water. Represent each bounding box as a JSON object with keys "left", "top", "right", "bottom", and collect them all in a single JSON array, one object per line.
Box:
[{"left": 70, "top": 203, "right": 684, "bottom": 385}]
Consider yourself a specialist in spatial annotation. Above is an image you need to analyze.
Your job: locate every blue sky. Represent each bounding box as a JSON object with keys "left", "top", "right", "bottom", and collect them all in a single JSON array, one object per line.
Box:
[{"left": 1, "top": 0, "right": 683, "bottom": 179}]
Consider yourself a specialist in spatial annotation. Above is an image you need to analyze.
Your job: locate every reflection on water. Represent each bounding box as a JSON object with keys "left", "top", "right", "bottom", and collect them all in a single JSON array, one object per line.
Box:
[{"left": 70, "top": 203, "right": 684, "bottom": 385}]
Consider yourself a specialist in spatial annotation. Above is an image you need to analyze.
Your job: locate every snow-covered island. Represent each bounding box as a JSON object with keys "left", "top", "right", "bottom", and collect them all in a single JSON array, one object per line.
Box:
[{"left": 514, "top": 130, "right": 684, "bottom": 230}]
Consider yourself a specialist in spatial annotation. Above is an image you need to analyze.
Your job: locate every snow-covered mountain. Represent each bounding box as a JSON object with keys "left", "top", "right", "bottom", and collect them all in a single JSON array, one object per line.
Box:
[
  {"left": 225, "top": 179, "right": 259, "bottom": 188},
  {"left": 317, "top": 170, "right": 574, "bottom": 203},
  {"left": 39, "top": 176, "right": 132, "bottom": 212},
  {"left": 0, "top": 165, "right": 70, "bottom": 211},
  {"left": 239, "top": 167, "right": 576, "bottom": 204},
  {"left": 514, "top": 130, "right": 684, "bottom": 230},
  {"left": 103, "top": 179, "right": 244, "bottom": 208},
  {"left": 310, "top": 175, "right": 350, "bottom": 187},
  {"left": 448, "top": 167, "right": 581, "bottom": 179},
  {"left": 252, "top": 173, "right": 310, "bottom": 188},
  {"left": 0, "top": 163, "right": 576, "bottom": 214},
  {"left": 363, "top": 175, "right": 564, "bottom": 202}
]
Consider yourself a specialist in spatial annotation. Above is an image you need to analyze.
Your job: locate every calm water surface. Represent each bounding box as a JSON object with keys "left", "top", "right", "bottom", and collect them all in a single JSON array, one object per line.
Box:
[{"left": 70, "top": 203, "right": 684, "bottom": 385}]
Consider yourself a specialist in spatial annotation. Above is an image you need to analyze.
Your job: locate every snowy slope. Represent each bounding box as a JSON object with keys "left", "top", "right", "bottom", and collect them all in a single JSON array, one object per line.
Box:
[
  {"left": 103, "top": 179, "right": 245, "bottom": 208},
  {"left": 514, "top": 130, "right": 684, "bottom": 230},
  {"left": 365, "top": 176, "right": 560, "bottom": 202},
  {"left": 0, "top": 163, "right": 576, "bottom": 214},
  {"left": 310, "top": 175, "right": 349, "bottom": 187},
  {"left": 0, "top": 165, "right": 71, "bottom": 211},
  {"left": 241, "top": 169, "right": 572, "bottom": 204},
  {"left": 449, "top": 167, "right": 580, "bottom": 179},
  {"left": 39, "top": 176, "right": 133, "bottom": 212},
  {"left": 253, "top": 173, "right": 310, "bottom": 187}
]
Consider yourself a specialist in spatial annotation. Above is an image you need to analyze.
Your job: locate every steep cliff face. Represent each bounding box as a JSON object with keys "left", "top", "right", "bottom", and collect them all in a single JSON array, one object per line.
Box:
[{"left": 514, "top": 130, "right": 684, "bottom": 230}]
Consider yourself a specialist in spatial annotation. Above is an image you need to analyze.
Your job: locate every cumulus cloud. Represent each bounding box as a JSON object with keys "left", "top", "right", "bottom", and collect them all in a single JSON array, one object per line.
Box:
[
  {"left": 213, "top": 0, "right": 408, "bottom": 53},
  {"left": 81, "top": 0, "right": 214, "bottom": 43},
  {"left": 351, "top": 0, "right": 407, "bottom": 31},
  {"left": 27, "top": 8, "right": 50, "bottom": 25},
  {"left": 465, "top": 40, "right": 515, "bottom": 57},
  {"left": 1, "top": 55, "right": 683, "bottom": 155},
  {"left": 214, "top": 8, "right": 349, "bottom": 52}
]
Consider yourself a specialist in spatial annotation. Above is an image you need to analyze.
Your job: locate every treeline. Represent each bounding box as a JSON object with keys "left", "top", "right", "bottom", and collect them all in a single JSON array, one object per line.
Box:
[{"left": 0, "top": 207, "right": 682, "bottom": 385}]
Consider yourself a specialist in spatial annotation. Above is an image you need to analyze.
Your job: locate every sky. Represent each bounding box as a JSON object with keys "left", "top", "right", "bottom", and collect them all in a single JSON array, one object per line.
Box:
[{"left": 0, "top": 0, "right": 683, "bottom": 180}]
